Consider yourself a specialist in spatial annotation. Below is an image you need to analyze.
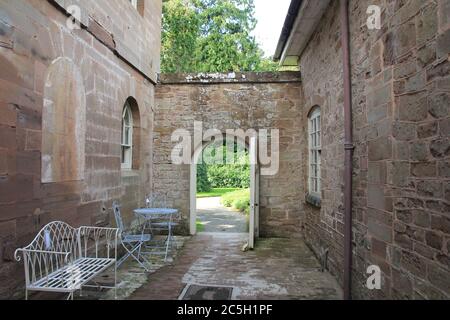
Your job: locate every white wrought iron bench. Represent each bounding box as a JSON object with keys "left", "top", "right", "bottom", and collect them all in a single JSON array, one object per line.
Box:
[{"left": 14, "top": 221, "right": 119, "bottom": 300}]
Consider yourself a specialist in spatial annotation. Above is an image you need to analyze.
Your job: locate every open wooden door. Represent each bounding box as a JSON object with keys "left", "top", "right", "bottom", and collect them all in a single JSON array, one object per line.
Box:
[{"left": 249, "top": 136, "right": 259, "bottom": 249}]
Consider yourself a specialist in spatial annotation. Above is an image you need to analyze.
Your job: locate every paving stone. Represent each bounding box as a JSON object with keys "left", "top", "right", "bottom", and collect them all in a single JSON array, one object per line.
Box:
[
  {"left": 436, "top": 29, "right": 450, "bottom": 59},
  {"left": 410, "top": 142, "right": 429, "bottom": 161},
  {"left": 429, "top": 93, "right": 450, "bottom": 119},
  {"left": 416, "top": 4, "right": 438, "bottom": 45},
  {"left": 411, "top": 162, "right": 437, "bottom": 177},
  {"left": 430, "top": 139, "right": 450, "bottom": 158},
  {"left": 130, "top": 233, "right": 342, "bottom": 300},
  {"left": 418, "top": 122, "right": 438, "bottom": 139}
]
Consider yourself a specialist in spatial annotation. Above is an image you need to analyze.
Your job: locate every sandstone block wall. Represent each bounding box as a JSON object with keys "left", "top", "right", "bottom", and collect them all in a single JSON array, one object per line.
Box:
[
  {"left": 154, "top": 72, "right": 304, "bottom": 238},
  {"left": 300, "top": 0, "right": 449, "bottom": 299},
  {"left": 51, "top": 0, "right": 162, "bottom": 82},
  {"left": 0, "top": 0, "right": 161, "bottom": 298}
]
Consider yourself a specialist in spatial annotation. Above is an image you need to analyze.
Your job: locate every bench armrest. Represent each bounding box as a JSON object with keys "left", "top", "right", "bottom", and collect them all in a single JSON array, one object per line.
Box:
[
  {"left": 78, "top": 226, "right": 119, "bottom": 260},
  {"left": 14, "top": 249, "right": 71, "bottom": 263}
]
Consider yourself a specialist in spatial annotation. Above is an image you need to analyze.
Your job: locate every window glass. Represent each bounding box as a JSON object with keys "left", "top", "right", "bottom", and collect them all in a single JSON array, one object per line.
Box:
[
  {"left": 121, "top": 103, "right": 133, "bottom": 169},
  {"left": 308, "top": 108, "right": 321, "bottom": 196}
]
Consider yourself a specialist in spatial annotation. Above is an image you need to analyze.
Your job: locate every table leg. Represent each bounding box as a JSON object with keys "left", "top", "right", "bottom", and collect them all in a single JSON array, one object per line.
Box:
[{"left": 164, "top": 214, "right": 174, "bottom": 262}]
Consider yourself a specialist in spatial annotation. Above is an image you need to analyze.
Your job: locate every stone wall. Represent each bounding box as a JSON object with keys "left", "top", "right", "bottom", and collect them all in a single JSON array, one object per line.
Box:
[
  {"left": 51, "top": 0, "right": 162, "bottom": 82},
  {"left": 300, "top": 0, "right": 449, "bottom": 299},
  {"left": 0, "top": 0, "right": 161, "bottom": 298},
  {"left": 154, "top": 72, "right": 304, "bottom": 238},
  {"left": 299, "top": 0, "right": 346, "bottom": 290}
]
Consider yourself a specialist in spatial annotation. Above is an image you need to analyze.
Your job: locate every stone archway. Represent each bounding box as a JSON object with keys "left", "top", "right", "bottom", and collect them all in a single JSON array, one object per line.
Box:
[
  {"left": 153, "top": 72, "right": 304, "bottom": 238},
  {"left": 189, "top": 134, "right": 256, "bottom": 236}
]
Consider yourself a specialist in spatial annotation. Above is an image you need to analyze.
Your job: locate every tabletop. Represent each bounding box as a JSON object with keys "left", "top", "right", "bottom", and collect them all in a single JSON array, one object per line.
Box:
[{"left": 134, "top": 208, "right": 178, "bottom": 216}]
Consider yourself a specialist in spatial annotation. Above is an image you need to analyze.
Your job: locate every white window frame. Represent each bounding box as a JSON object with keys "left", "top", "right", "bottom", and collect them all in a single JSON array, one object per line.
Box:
[
  {"left": 121, "top": 103, "right": 133, "bottom": 170},
  {"left": 129, "top": 0, "right": 138, "bottom": 9},
  {"left": 308, "top": 107, "right": 321, "bottom": 197}
]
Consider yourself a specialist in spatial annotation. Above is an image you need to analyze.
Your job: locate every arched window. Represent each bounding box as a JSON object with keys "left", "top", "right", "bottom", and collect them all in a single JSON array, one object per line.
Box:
[
  {"left": 121, "top": 102, "right": 133, "bottom": 169},
  {"left": 308, "top": 107, "right": 321, "bottom": 197}
]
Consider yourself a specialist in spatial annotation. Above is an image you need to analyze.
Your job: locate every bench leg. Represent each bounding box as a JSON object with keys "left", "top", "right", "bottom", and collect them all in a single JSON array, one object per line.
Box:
[{"left": 114, "top": 263, "right": 117, "bottom": 300}]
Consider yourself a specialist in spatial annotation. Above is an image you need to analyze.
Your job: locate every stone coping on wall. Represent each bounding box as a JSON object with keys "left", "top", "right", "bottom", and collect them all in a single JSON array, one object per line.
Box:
[{"left": 158, "top": 71, "right": 302, "bottom": 85}]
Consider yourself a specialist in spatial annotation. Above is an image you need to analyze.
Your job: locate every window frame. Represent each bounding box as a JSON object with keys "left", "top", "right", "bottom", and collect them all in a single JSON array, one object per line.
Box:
[
  {"left": 121, "top": 102, "right": 133, "bottom": 170},
  {"left": 308, "top": 107, "right": 321, "bottom": 198}
]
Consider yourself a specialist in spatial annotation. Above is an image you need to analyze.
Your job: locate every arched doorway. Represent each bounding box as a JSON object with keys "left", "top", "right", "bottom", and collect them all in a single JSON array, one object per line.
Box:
[{"left": 189, "top": 134, "right": 259, "bottom": 248}]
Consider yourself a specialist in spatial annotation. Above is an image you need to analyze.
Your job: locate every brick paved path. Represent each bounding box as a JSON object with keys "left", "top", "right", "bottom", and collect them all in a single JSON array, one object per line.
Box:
[{"left": 130, "top": 233, "right": 342, "bottom": 300}]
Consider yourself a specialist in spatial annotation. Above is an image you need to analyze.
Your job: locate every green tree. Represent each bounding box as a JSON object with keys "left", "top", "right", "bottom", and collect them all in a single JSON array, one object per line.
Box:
[
  {"left": 197, "top": 162, "right": 212, "bottom": 192},
  {"left": 195, "top": 0, "right": 260, "bottom": 72},
  {"left": 161, "top": 0, "right": 200, "bottom": 73},
  {"left": 257, "top": 56, "right": 279, "bottom": 72},
  {"left": 161, "top": 0, "right": 279, "bottom": 73}
]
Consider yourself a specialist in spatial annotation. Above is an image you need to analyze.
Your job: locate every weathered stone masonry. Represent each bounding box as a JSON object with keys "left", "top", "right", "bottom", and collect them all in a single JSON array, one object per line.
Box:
[
  {"left": 0, "top": 0, "right": 448, "bottom": 301},
  {"left": 0, "top": 0, "right": 161, "bottom": 298},
  {"left": 299, "top": 0, "right": 450, "bottom": 299},
  {"left": 154, "top": 72, "right": 304, "bottom": 238}
]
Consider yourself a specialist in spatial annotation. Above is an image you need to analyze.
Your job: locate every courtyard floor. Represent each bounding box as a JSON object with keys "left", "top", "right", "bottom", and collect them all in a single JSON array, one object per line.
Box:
[
  {"left": 27, "top": 232, "right": 342, "bottom": 300},
  {"left": 129, "top": 233, "right": 343, "bottom": 300}
]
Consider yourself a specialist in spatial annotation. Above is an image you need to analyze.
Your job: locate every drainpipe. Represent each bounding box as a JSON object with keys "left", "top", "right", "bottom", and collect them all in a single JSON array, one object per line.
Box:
[{"left": 340, "top": 0, "right": 354, "bottom": 300}]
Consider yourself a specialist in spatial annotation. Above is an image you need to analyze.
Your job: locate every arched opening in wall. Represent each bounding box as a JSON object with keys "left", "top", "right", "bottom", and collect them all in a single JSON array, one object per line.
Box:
[
  {"left": 190, "top": 134, "right": 259, "bottom": 244},
  {"left": 42, "top": 57, "right": 86, "bottom": 183},
  {"left": 121, "top": 97, "right": 141, "bottom": 170}
]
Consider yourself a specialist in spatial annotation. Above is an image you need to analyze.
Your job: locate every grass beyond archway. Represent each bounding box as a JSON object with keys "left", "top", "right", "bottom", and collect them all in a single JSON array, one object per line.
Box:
[{"left": 197, "top": 187, "right": 241, "bottom": 198}]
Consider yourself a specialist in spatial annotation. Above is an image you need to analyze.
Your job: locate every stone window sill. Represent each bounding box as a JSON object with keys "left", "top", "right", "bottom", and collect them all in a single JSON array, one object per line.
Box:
[
  {"left": 121, "top": 169, "right": 140, "bottom": 178},
  {"left": 305, "top": 193, "right": 321, "bottom": 208}
]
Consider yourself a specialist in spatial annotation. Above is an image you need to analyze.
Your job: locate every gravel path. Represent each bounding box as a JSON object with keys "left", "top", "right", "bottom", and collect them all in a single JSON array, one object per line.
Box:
[{"left": 196, "top": 197, "right": 248, "bottom": 233}]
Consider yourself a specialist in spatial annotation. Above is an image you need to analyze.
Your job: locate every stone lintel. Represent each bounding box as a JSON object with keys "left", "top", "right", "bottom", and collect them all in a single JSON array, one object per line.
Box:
[{"left": 158, "top": 72, "right": 302, "bottom": 85}]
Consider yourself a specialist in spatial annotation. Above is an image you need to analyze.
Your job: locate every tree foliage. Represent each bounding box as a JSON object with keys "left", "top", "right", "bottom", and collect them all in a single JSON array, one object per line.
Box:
[
  {"left": 161, "top": 0, "right": 278, "bottom": 73},
  {"left": 207, "top": 164, "right": 250, "bottom": 189},
  {"left": 197, "top": 144, "right": 250, "bottom": 190},
  {"left": 197, "top": 162, "right": 212, "bottom": 192}
]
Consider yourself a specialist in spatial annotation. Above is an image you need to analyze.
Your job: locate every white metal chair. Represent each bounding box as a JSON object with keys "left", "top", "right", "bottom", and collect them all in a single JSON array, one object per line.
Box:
[{"left": 113, "top": 201, "right": 152, "bottom": 271}]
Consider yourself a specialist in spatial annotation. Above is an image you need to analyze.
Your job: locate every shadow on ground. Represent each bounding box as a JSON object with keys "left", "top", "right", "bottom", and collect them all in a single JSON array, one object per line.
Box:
[
  {"left": 196, "top": 197, "right": 248, "bottom": 233},
  {"left": 24, "top": 232, "right": 342, "bottom": 300}
]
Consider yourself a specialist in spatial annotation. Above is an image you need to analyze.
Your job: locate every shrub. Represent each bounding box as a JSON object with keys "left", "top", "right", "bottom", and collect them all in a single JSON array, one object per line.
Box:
[
  {"left": 234, "top": 198, "right": 250, "bottom": 215},
  {"left": 208, "top": 164, "right": 250, "bottom": 189},
  {"left": 221, "top": 189, "right": 250, "bottom": 215},
  {"left": 198, "top": 144, "right": 250, "bottom": 190}
]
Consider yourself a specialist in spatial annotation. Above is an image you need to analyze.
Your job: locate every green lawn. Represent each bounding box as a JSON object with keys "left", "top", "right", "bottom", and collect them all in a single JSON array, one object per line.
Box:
[
  {"left": 197, "top": 188, "right": 241, "bottom": 198},
  {"left": 196, "top": 220, "right": 205, "bottom": 232}
]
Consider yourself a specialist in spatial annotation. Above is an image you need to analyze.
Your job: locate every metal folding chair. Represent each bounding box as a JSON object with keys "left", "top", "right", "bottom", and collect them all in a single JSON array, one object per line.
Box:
[{"left": 113, "top": 201, "right": 152, "bottom": 271}]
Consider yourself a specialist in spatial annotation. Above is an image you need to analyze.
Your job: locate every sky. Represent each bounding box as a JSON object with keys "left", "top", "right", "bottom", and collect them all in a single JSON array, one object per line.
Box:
[{"left": 252, "top": 0, "right": 292, "bottom": 58}]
